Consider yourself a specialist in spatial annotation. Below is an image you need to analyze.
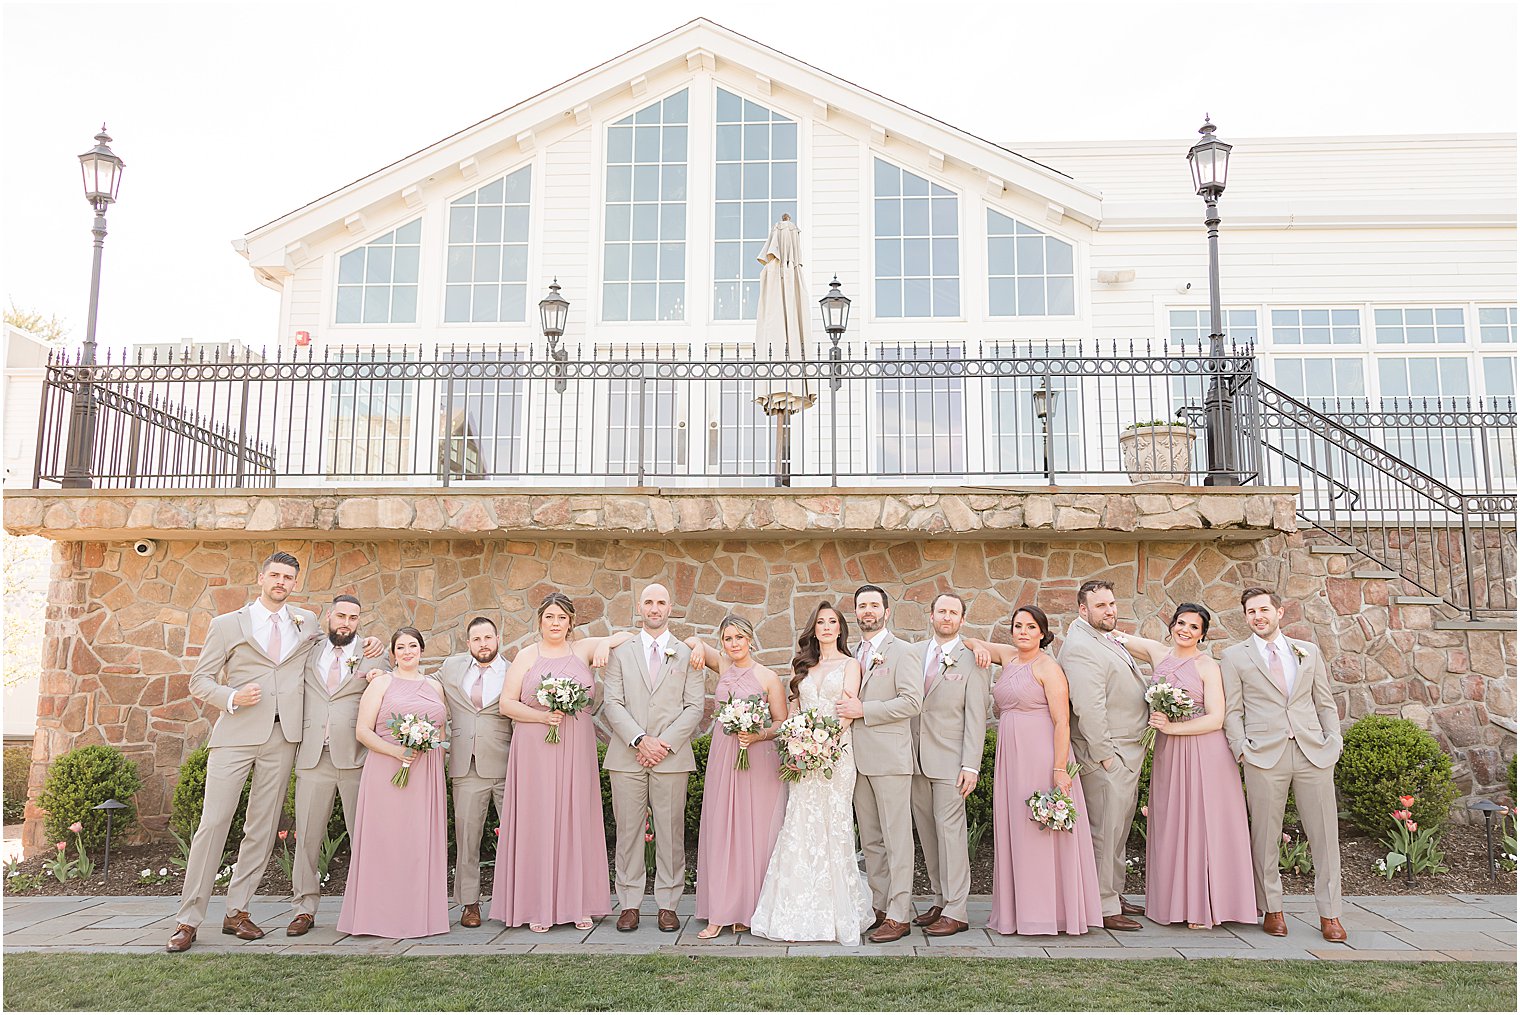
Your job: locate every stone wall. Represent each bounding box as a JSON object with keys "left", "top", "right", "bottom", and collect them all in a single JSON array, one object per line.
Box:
[{"left": 21, "top": 525, "right": 1515, "bottom": 851}]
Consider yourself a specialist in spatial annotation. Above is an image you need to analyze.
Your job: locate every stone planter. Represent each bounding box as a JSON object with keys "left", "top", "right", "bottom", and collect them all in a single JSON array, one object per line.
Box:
[{"left": 1118, "top": 424, "right": 1197, "bottom": 485}]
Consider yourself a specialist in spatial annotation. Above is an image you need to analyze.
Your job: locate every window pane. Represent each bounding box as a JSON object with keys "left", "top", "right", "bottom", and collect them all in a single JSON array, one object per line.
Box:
[
  {"left": 336, "top": 285, "right": 361, "bottom": 323},
  {"left": 986, "top": 208, "right": 1074, "bottom": 318},
  {"left": 338, "top": 250, "right": 364, "bottom": 284},
  {"left": 876, "top": 159, "right": 957, "bottom": 318},
  {"left": 337, "top": 219, "right": 422, "bottom": 325},
  {"left": 362, "top": 286, "right": 391, "bottom": 323},
  {"left": 443, "top": 168, "right": 531, "bottom": 322},
  {"left": 608, "top": 91, "right": 688, "bottom": 321},
  {"left": 392, "top": 246, "right": 419, "bottom": 284},
  {"left": 390, "top": 285, "right": 417, "bottom": 323},
  {"left": 444, "top": 285, "right": 471, "bottom": 323}
]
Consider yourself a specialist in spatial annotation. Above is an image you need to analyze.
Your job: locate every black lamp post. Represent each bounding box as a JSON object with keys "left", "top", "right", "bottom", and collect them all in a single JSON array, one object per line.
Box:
[
  {"left": 819, "top": 276, "right": 850, "bottom": 391},
  {"left": 1187, "top": 116, "right": 1238, "bottom": 486},
  {"left": 63, "top": 125, "right": 125, "bottom": 489},
  {"left": 538, "top": 279, "right": 570, "bottom": 393},
  {"left": 1469, "top": 799, "right": 1504, "bottom": 881},
  {"left": 1033, "top": 383, "right": 1056, "bottom": 486},
  {"left": 92, "top": 798, "right": 128, "bottom": 878}
]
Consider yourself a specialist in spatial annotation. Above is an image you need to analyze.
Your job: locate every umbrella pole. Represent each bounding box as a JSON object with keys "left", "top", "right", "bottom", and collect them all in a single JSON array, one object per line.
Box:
[{"left": 773, "top": 411, "right": 792, "bottom": 487}]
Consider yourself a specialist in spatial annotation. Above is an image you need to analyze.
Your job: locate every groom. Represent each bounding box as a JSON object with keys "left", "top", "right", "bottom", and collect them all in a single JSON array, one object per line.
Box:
[
  {"left": 838, "top": 583, "right": 922, "bottom": 943},
  {"left": 1222, "top": 587, "right": 1346, "bottom": 943},
  {"left": 601, "top": 582, "right": 704, "bottom": 933}
]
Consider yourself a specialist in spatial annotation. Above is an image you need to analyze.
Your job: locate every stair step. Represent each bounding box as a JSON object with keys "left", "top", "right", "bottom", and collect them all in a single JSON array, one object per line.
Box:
[
  {"left": 1391, "top": 596, "right": 1444, "bottom": 606},
  {"left": 1352, "top": 569, "right": 1400, "bottom": 580},
  {"left": 1308, "top": 546, "right": 1359, "bottom": 555},
  {"left": 1433, "top": 618, "right": 1517, "bottom": 632}
]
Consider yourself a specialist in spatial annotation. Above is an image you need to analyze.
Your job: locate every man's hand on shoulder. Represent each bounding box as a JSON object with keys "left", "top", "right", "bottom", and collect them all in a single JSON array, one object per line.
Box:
[{"left": 361, "top": 636, "right": 385, "bottom": 659}]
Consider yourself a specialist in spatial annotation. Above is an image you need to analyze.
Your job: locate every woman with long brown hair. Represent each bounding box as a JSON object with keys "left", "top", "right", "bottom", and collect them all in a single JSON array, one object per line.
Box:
[
  {"left": 489, "top": 592, "right": 631, "bottom": 934},
  {"left": 746, "top": 601, "right": 874, "bottom": 945}
]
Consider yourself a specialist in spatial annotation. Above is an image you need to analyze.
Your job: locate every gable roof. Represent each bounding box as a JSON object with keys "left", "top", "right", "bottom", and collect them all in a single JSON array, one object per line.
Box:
[{"left": 238, "top": 18, "right": 1103, "bottom": 282}]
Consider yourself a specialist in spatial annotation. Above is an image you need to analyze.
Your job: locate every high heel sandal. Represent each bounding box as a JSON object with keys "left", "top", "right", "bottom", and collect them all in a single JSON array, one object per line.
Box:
[
  {"left": 529, "top": 923, "right": 550, "bottom": 934},
  {"left": 697, "top": 923, "right": 725, "bottom": 939},
  {"left": 574, "top": 918, "right": 594, "bottom": 931},
  {"left": 733, "top": 922, "right": 749, "bottom": 933}
]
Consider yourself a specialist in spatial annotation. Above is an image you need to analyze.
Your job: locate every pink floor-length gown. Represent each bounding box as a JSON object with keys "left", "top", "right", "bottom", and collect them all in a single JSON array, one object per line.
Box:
[
  {"left": 695, "top": 666, "right": 787, "bottom": 927},
  {"left": 336, "top": 676, "right": 449, "bottom": 939},
  {"left": 489, "top": 652, "right": 611, "bottom": 928},
  {"left": 1144, "top": 653, "right": 1259, "bottom": 927},
  {"left": 988, "top": 657, "right": 1103, "bottom": 936}
]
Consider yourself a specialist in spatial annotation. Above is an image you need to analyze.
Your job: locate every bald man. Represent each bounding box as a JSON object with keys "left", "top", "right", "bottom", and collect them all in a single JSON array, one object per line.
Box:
[{"left": 599, "top": 583, "right": 703, "bottom": 932}]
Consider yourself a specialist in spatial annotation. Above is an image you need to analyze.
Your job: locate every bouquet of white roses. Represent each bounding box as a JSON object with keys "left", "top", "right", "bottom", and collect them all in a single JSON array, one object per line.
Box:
[
  {"left": 1026, "top": 761, "right": 1082, "bottom": 832},
  {"left": 776, "top": 708, "right": 846, "bottom": 783},
  {"left": 1141, "top": 680, "right": 1197, "bottom": 750},
  {"left": 715, "top": 693, "right": 773, "bottom": 771},
  {"left": 535, "top": 675, "right": 591, "bottom": 744},
  {"left": 385, "top": 713, "right": 447, "bottom": 787}
]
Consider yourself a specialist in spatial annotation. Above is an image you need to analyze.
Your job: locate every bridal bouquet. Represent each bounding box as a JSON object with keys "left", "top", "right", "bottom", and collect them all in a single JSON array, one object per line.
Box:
[
  {"left": 776, "top": 708, "right": 846, "bottom": 783},
  {"left": 385, "top": 713, "right": 447, "bottom": 787},
  {"left": 1140, "top": 680, "right": 1197, "bottom": 750},
  {"left": 535, "top": 675, "right": 591, "bottom": 744},
  {"left": 1026, "top": 761, "right": 1082, "bottom": 832},
  {"left": 715, "top": 693, "right": 773, "bottom": 770}
]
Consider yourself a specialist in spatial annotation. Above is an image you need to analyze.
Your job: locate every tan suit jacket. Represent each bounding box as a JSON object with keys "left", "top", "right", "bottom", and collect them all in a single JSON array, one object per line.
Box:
[
  {"left": 600, "top": 637, "right": 704, "bottom": 773},
  {"left": 189, "top": 605, "right": 322, "bottom": 748},
  {"left": 1221, "top": 637, "right": 1343, "bottom": 769},
  {"left": 295, "top": 643, "right": 385, "bottom": 770},
  {"left": 437, "top": 653, "right": 514, "bottom": 781},
  {"left": 852, "top": 630, "right": 922, "bottom": 777},
  {"left": 907, "top": 640, "right": 991, "bottom": 780},
  {"left": 1057, "top": 616, "right": 1149, "bottom": 773}
]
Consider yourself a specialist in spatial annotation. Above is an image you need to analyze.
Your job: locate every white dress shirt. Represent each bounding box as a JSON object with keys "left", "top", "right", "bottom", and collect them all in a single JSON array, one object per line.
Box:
[
  {"left": 464, "top": 655, "right": 508, "bottom": 710},
  {"left": 639, "top": 629, "right": 671, "bottom": 666},
  {"left": 1252, "top": 632, "right": 1299, "bottom": 694},
  {"left": 925, "top": 635, "right": 962, "bottom": 680},
  {"left": 317, "top": 639, "right": 362, "bottom": 694},
  {"left": 249, "top": 600, "right": 296, "bottom": 663},
  {"left": 857, "top": 630, "right": 890, "bottom": 666}
]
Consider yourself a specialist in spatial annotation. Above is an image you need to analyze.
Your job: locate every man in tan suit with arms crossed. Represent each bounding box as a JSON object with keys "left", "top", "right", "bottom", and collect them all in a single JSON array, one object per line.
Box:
[
  {"left": 837, "top": 583, "right": 923, "bottom": 943},
  {"left": 1222, "top": 587, "right": 1346, "bottom": 943},
  {"left": 1058, "top": 578, "right": 1148, "bottom": 932},
  {"left": 438, "top": 616, "right": 513, "bottom": 928},
  {"left": 908, "top": 592, "right": 990, "bottom": 937},
  {"left": 287, "top": 594, "right": 384, "bottom": 936},
  {"left": 601, "top": 583, "right": 703, "bottom": 933},
  {"left": 169, "top": 553, "right": 333, "bottom": 951}
]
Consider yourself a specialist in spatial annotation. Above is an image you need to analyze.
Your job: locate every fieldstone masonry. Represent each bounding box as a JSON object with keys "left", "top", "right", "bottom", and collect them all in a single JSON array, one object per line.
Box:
[{"left": 5, "top": 487, "right": 1514, "bottom": 854}]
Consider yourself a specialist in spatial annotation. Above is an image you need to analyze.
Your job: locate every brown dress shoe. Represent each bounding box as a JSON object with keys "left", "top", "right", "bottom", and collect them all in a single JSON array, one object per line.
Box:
[
  {"left": 1120, "top": 899, "right": 1145, "bottom": 917},
  {"left": 1103, "top": 914, "right": 1143, "bottom": 932},
  {"left": 460, "top": 904, "right": 482, "bottom": 929},
  {"left": 657, "top": 909, "right": 679, "bottom": 932},
  {"left": 868, "top": 918, "right": 910, "bottom": 943},
  {"left": 1262, "top": 911, "right": 1288, "bottom": 937},
  {"left": 285, "top": 913, "right": 314, "bottom": 937},
  {"left": 165, "top": 924, "right": 197, "bottom": 952},
  {"left": 222, "top": 910, "right": 265, "bottom": 941},
  {"left": 615, "top": 908, "right": 640, "bottom": 932},
  {"left": 924, "top": 916, "right": 969, "bottom": 937},
  {"left": 912, "top": 905, "right": 943, "bottom": 927},
  {"left": 867, "top": 908, "right": 886, "bottom": 931},
  {"left": 1320, "top": 917, "right": 1347, "bottom": 942}
]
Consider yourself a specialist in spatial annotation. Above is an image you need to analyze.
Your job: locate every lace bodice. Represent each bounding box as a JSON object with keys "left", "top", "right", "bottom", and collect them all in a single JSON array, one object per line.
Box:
[{"left": 797, "top": 660, "right": 847, "bottom": 715}]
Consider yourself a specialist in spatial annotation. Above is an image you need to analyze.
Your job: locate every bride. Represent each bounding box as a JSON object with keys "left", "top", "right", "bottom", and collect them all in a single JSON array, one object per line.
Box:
[{"left": 748, "top": 601, "right": 875, "bottom": 945}]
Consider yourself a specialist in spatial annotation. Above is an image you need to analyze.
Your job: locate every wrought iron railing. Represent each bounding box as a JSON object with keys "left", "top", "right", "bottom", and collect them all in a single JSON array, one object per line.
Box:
[{"left": 31, "top": 341, "right": 1516, "bottom": 618}]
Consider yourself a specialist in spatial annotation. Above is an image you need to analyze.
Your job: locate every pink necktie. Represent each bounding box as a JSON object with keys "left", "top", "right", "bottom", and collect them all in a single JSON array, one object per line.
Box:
[
  {"left": 1266, "top": 643, "right": 1288, "bottom": 694},
  {"left": 647, "top": 642, "right": 661, "bottom": 690},
  {"left": 471, "top": 666, "right": 487, "bottom": 710},
  {"left": 857, "top": 641, "right": 870, "bottom": 666},
  {"left": 924, "top": 645, "right": 943, "bottom": 695},
  {"left": 326, "top": 653, "right": 342, "bottom": 694},
  {"left": 267, "top": 618, "right": 283, "bottom": 662}
]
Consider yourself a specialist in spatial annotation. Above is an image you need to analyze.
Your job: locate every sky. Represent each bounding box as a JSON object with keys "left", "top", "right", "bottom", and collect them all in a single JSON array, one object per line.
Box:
[{"left": 1, "top": 0, "right": 1514, "bottom": 349}]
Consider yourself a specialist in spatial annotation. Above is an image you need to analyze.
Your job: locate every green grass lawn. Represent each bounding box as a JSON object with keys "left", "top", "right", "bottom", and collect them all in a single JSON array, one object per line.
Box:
[{"left": 3, "top": 953, "right": 1515, "bottom": 1011}]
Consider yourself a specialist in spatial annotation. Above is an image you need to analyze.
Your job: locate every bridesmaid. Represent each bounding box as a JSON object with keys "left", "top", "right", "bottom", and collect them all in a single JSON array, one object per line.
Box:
[
  {"left": 968, "top": 605, "right": 1102, "bottom": 936},
  {"left": 1115, "top": 603, "right": 1257, "bottom": 929},
  {"left": 490, "top": 591, "right": 631, "bottom": 933},
  {"left": 685, "top": 615, "right": 789, "bottom": 939},
  {"left": 337, "top": 627, "right": 450, "bottom": 939}
]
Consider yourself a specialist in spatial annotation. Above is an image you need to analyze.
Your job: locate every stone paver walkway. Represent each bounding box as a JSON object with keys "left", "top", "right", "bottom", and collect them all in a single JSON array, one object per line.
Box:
[{"left": 3, "top": 893, "right": 1514, "bottom": 961}]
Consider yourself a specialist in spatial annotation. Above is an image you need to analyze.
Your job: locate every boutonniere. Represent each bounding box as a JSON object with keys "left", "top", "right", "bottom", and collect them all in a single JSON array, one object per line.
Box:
[
  {"left": 345, "top": 657, "right": 360, "bottom": 676},
  {"left": 869, "top": 652, "right": 885, "bottom": 670},
  {"left": 940, "top": 651, "right": 957, "bottom": 673},
  {"left": 291, "top": 616, "right": 304, "bottom": 633},
  {"left": 1290, "top": 644, "right": 1307, "bottom": 663},
  {"left": 662, "top": 646, "right": 677, "bottom": 662}
]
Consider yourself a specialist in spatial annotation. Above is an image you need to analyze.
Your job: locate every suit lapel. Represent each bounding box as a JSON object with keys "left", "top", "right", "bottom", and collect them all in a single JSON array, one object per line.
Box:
[
  {"left": 1076, "top": 618, "right": 1144, "bottom": 684},
  {"left": 1285, "top": 638, "right": 1313, "bottom": 703},
  {"left": 237, "top": 606, "right": 273, "bottom": 663},
  {"left": 1243, "top": 640, "right": 1289, "bottom": 698},
  {"left": 862, "top": 631, "right": 894, "bottom": 689},
  {"left": 630, "top": 639, "right": 654, "bottom": 693},
  {"left": 650, "top": 645, "right": 671, "bottom": 693}
]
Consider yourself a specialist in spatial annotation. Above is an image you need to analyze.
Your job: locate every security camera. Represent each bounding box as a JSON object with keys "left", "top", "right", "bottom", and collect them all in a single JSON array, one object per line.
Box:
[
  {"left": 1175, "top": 281, "right": 1194, "bottom": 294},
  {"left": 132, "top": 539, "right": 157, "bottom": 557}
]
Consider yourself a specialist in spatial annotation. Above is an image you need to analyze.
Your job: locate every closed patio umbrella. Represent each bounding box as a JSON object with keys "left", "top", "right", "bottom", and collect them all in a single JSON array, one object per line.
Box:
[{"left": 752, "top": 215, "right": 814, "bottom": 484}]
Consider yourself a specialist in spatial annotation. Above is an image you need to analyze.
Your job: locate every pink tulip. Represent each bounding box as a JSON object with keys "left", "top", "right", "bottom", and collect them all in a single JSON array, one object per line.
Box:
[
  {"left": 68, "top": 822, "right": 83, "bottom": 834},
  {"left": 56, "top": 841, "right": 67, "bottom": 851},
  {"left": 494, "top": 827, "right": 501, "bottom": 837},
  {"left": 1140, "top": 805, "right": 1149, "bottom": 819},
  {"left": 1405, "top": 820, "right": 1418, "bottom": 832},
  {"left": 278, "top": 829, "right": 289, "bottom": 841},
  {"left": 1398, "top": 795, "right": 1415, "bottom": 808},
  {"left": 1282, "top": 833, "right": 1291, "bottom": 844}
]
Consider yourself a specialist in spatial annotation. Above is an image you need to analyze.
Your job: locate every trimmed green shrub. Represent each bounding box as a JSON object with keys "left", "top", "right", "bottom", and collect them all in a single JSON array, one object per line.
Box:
[
  {"left": 170, "top": 746, "right": 251, "bottom": 848},
  {"left": 1337, "top": 715, "right": 1458, "bottom": 836},
  {"left": 3, "top": 745, "right": 32, "bottom": 824},
  {"left": 597, "top": 741, "right": 616, "bottom": 837},
  {"left": 683, "top": 734, "right": 712, "bottom": 835},
  {"left": 37, "top": 745, "right": 142, "bottom": 848},
  {"left": 1507, "top": 754, "right": 1516, "bottom": 803},
  {"left": 964, "top": 728, "right": 998, "bottom": 833}
]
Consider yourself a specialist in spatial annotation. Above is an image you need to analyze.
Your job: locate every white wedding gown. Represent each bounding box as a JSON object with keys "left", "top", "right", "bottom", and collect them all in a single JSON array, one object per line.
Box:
[{"left": 748, "top": 660, "right": 875, "bottom": 945}]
